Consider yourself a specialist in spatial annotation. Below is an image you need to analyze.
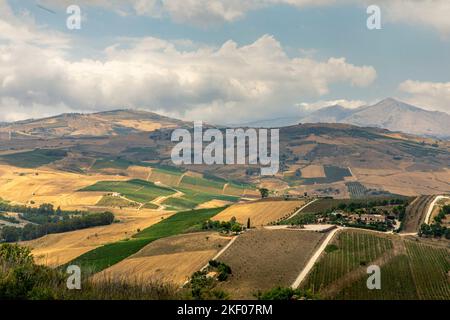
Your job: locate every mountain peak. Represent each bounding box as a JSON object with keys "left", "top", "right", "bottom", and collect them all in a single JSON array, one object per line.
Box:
[
  {"left": 374, "top": 98, "right": 424, "bottom": 113},
  {"left": 298, "top": 98, "right": 450, "bottom": 138}
]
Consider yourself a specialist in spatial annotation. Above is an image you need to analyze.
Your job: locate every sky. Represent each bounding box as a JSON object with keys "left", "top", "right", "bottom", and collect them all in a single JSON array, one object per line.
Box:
[{"left": 0, "top": 0, "right": 449, "bottom": 124}]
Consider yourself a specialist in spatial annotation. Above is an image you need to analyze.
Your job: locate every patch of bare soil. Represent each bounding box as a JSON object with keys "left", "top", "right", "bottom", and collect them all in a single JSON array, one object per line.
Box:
[{"left": 217, "top": 229, "right": 325, "bottom": 299}]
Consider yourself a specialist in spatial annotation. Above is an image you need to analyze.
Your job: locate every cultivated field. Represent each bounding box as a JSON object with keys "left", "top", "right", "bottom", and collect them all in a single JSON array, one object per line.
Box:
[
  {"left": 80, "top": 179, "right": 175, "bottom": 204},
  {"left": 212, "top": 200, "right": 306, "bottom": 226},
  {"left": 345, "top": 182, "right": 369, "bottom": 198},
  {"left": 0, "top": 149, "right": 67, "bottom": 168},
  {"left": 196, "top": 199, "right": 233, "bottom": 209},
  {"left": 352, "top": 168, "right": 450, "bottom": 196},
  {"left": 23, "top": 209, "right": 173, "bottom": 267},
  {"left": 126, "top": 165, "right": 152, "bottom": 181},
  {"left": 217, "top": 229, "right": 326, "bottom": 299},
  {"left": 301, "top": 229, "right": 450, "bottom": 300},
  {"left": 302, "top": 230, "right": 394, "bottom": 296},
  {"left": 96, "top": 232, "right": 232, "bottom": 285},
  {"left": 147, "top": 167, "right": 184, "bottom": 186},
  {"left": 0, "top": 164, "right": 128, "bottom": 210},
  {"left": 68, "top": 207, "right": 226, "bottom": 273},
  {"left": 162, "top": 187, "right": 239, "bottom": 211},
  {"left": 179, "top": 174, "right": 225, "bottom": 194},
  {"left": 333, "top": 240, "right": 450, "bottom": 300},
  {"left": 301, "top": 165, "right": 326, "bottom": 178}
]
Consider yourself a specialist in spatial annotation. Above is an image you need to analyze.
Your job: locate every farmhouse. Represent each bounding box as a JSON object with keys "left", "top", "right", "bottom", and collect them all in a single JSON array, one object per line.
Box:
[{"left": 350, "top": 214, "right": 386, "bottom": 223}]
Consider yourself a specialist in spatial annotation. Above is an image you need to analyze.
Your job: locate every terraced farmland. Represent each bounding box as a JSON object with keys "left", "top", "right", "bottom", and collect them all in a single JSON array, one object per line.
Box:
[
  {"left": 80, "top": 179, "right": 175, "bottom": 203},
  {"left": 68, "top": 207, "right": 226, "bottom": 273}
]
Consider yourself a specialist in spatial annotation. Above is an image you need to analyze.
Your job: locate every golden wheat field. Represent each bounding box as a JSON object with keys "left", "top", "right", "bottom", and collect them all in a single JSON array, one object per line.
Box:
[
  {"left": 212, "top": 200, "right": 305, "bottom": 226},
  {"left": 95, "top": 232, "right": 232, "bottom": 285},
  {"left": 23, "top": 209, "right": 174, "bottom": 267},
  {"left": 0, "top": 164, "right": 128, "bottom": 209},
  {"left": 301, "top": 165, "right": 326, "bottom": 178},
  {"left": 196, "top": 199, "right": 233, "bottom": 209}
]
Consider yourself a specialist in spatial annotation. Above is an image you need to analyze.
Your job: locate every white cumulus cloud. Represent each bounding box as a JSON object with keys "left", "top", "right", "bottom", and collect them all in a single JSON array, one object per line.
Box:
[
  {"left": 399, "top": 80, "right": 450, "bottom": 114},
  {"left": 0, "top": 1, "right": 377, "bottom": 124}
]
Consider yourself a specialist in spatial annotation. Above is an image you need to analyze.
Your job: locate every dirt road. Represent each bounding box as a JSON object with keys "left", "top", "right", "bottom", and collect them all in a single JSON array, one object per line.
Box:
[
  {"left": 291, "top": 226, "right": 341, "bottom": 289},
  {"left": 424, "top": 195, "right": 450, "bottom": 225},
  {"left": 286, "top": 198, "right": 318, "bottom": 220},
  {"left": 401, "top": 195, "right": 435, "bottom": 234}
]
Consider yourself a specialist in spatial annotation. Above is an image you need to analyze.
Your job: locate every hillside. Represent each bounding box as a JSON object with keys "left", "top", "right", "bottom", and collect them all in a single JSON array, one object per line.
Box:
[
  {"left": 300, "top": 105, "right": 355, "bottom": 123},
  {"left": 0, "top": 109, "right": 188, "bottom": 138},
  {"left": 0, "top": 111, "right": 449, "bottom": 198}
]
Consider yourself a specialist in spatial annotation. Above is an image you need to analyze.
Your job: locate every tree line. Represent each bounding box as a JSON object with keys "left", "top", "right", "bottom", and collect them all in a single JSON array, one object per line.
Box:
[
  {"left": 0, "top": 202, "right": 83, "bottom": 224},
  {"left": 0, "top": 212, "right": 114, "bottom": 242}
]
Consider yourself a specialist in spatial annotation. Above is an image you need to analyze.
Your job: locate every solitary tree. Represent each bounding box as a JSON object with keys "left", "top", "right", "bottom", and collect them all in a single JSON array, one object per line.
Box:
[{"left": 259, "top": 188, "right": 269, "bottom": 199}]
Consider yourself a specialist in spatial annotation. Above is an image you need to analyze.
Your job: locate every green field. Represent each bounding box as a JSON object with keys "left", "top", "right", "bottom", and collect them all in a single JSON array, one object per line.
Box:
[
  {"left": 0, "top": 149, "right": 67, "bottom": 168},
  {"left": 163, "top": 187, "right": 240, "bottom": 210},
  {"left": 67, "top": 207, "right": 226, "bottom": 273},
  {"left": 147, "top": 166, "right": 183, "bottom": 186},
  {"left": 91, "top": 158, "right": 133, "bottom": 170},
  {"left": 284, "top": 165, "right": 352, "bottom": 185},
  {"left": 96, "top": 195, "right": 140, "bottom": 208},
  {"left": 80, "top": 179, "right": 174, "bottom": 203},
  {"left": 334, "top": 241, "right": 450, "bottom": 300},
  {"left": 302, "top": 230, "right": 393, "bottom": 294},
  {"left": 180, "top": 175, "right": 225, "bottom": 191}
]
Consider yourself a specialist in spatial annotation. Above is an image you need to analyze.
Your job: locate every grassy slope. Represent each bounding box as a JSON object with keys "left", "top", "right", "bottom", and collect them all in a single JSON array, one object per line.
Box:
[
  {"left": 163, "top": 187, "right": 239, "bottom": 210},
  {"left": 67, "top": 207, "right": 226, "bottom": 274},
  {"left": 0, "top": 149, "right": 67, "bottom": 168},
  {"left": 80, "top": 179, "right": 174, "bottom": 203},
  {"left": 180, "top": 175, "right": 225, "bottom": 191}
]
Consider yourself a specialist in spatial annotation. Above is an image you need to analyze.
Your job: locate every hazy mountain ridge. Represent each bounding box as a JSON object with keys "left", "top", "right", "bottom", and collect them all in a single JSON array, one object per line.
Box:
[
  {"left": 1, "top": 98, "right": 449, "bottom": 140},
  {"left": 299, "top": 98, "right": 450, "bottom": 139},
  {"left": 0, "top": 109, "right": 188, "bottom": 138}
]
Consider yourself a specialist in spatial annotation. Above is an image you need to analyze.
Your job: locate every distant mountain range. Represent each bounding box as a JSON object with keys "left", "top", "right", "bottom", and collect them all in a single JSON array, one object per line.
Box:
[
  {"left": 1, "top": 98, "right": 449, "bottom": 139},
  {"left": 237, "top": 98, "right": 450, "bottom": 139}
]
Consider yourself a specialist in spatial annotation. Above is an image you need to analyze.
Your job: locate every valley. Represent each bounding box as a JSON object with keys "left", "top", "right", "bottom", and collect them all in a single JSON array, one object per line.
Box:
[{"left": 0, "top": 109, "right": 448, "bottom": 300}]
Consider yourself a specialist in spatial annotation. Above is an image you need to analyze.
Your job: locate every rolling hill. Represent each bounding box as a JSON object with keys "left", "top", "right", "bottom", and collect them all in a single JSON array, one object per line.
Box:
[
  {"left": 0, "top": 109, "right": 449, "bottom": 198},
  {"left": 0, "top": 109, "right": 188, "bottom": 139}
]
